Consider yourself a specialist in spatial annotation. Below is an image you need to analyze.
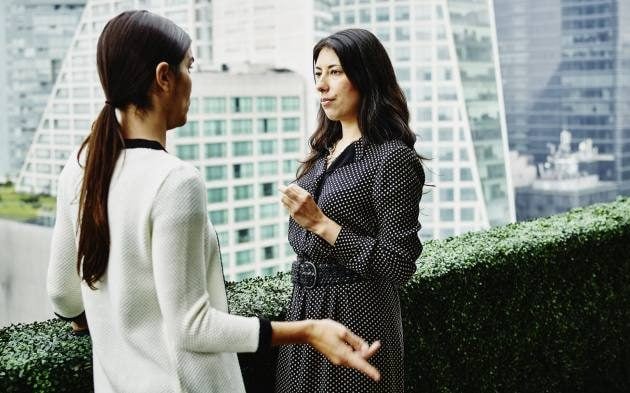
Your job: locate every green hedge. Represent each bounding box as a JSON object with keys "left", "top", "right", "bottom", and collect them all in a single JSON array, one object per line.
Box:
[{"left": 2, "top": 198, "right": 630, "bottom": 392}]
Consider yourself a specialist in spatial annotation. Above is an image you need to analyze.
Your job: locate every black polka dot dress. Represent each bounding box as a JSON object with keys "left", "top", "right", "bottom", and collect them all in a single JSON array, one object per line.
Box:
[{"left": 275, "top": 139, "right": 425, "bottom": 393}]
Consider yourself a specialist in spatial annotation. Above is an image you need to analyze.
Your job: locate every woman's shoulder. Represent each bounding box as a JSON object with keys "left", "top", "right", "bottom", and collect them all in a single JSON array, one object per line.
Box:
[
  {"left": 369, "top": 139, "right": 424, "bottom": 178},
  {"left": 369, "top": 139, "right": 418, "bottom": 163}
]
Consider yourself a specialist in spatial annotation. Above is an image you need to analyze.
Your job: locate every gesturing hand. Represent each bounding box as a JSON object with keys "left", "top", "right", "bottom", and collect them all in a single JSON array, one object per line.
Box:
[
  {"left": 279, "top": 184, "right": 342, "bottom": 245},
  {"left": 278, "top": 184, "right": 325, "bottom": 231},
  {"left": 308, "top": 319, "right": 381, "bottom": 382}
]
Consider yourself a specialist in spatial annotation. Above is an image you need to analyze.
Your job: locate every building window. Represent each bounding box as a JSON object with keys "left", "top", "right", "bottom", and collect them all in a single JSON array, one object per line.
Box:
[
  {"left": 261, "top": 182, "right": 276, "bottom": 197},
  {"left": 188, "top": 97, "right": 198, "bottom": 114},
  {"left": 262, "top": 245, "right": 278, "bottom": 260},
  {"left": 202, "top": 97, "right": 226, "bottom": 113},
  {"left": 461, "top": 208, "right": 474, "bottom": 221},
  {"left": 440, "top": 208, "right": 454, "bottom": 221},
  {"left": 461, "top": 188, "right": 476, "bottom": 201},
  {"left": 236, "top": 229, "right": 253, "bottom": 244},
  {"left": 344, "top": 10, "right": 355, "bottom": 24},
  {"left": 234, "top": 185, "right": 253, "bottom": 200},
  {"left": 232, "top": 119, "right": 253, "bottom": 135},
  {"left": 260, "top": 203, "right": 279, "bottom": 219},
  {"left": 438, "top": 128, "right": 454, "bottom": 141},
  {"left": 207, "top": 187, "right": 228, "bottom": 203},
  {"left": 256, "top": 96, "right": 277, "bottom": 112},
  {"left": 282, "top": 117, "right": 300, "bottom": 132},
  {"left": 259, "top": 161, "right": 278, "bottom": 176},
  {"left": 376, "top": 7, "right": 389, "bottom": 22},
  {"left": 231, "top": 97, "right": 252, "bottom": 113},
  {"left": 460, "top": 168, "right": 473, "bottom": 181},
  {"left": 203, "top": 120, "right": 226, "bottom": 136},
  {"left": 234, "top": 206, "right": 254, "bottom": 222},
  {"left": 395, "top": 5, "right": 410, "bottom": 21},
  {"left": 209, "top": 209, "right": 228, "bottom": 225},
  {"left": 235, "top": 249, "right": 254, "bottom": 265},
  {"left": 259, "top": 140, "right": 277, "bottom": 155},
  {"left": 438, "top": 147, "right": 453, "bottom": 161},
  {"left": 217, "top": 231, "right": 229, "bottom": 246},
  {"left": 439, "top": 188, "right": 454, "bottom": 202},
  {"left": 440, "top": 168, "right": 454, "bottom": 181},
  {"left": 177, "top": 121, "right": 199, "bottom": 137},
  {"left": 233, "top": 141, "right": 253, "bottom": 157},
  {"left": 282, "top": 139, "right": 300, "bottom": 153},
  {"left": 205, "top": 165, "right": 227, "bottom": 181},
  {"left": 257, "top": 118, "right": 277, "bottom": 133},
  {"left": 175, "top": 144, "right": 199, "bottom": 160},
  {"left": 359, "top": 8, "right": 371, "bottom": 23},
  {"left": 261, "top": 224, "right": 278, "bottom": 239},
  {"left": 281, "top": 96, "right": 300, "bottom": 111},
  {"left": 395, "top": 26, "right": 410, "bottom": 41},
  {"left": 205, "top": 143, "right": 226, "bottom": 158},
  {"left": 233, "top": 163, "right": 254, "bottom": 179},
  {"left": 283, "top": 159, "right": 298, "bottom": 174}
]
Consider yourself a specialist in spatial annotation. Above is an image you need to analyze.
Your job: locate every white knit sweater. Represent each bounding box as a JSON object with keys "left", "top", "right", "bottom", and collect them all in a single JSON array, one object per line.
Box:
[{"left": 47, "top": 146, "right": 260, "bottom": 393}]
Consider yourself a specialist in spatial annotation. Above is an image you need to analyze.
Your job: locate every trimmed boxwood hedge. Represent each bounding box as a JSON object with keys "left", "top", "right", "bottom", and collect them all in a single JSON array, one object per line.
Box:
[{"left": 2, "top": 197, "right": 630, "bottom": 392}]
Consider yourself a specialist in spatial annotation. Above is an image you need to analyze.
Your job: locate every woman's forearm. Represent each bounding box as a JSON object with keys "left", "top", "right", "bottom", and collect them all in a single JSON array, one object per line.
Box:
[
  {"left": 311, "top": 216, "right": 342, "bottom": 246},
  {"left": 270, "top": 320, "right": 313, "bottom": 346}
]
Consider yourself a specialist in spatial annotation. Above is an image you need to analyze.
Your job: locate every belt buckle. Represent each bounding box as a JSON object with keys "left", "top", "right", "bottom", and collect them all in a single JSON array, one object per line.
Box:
[{"left": 301, "top": 261, "right": 317, "bottom": 289}]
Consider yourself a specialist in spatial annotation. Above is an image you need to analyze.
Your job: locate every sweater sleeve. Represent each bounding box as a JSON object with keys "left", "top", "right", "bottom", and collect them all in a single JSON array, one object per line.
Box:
[
  {"left": 151, "top": 165, "right": 260, "bottom": 354},
  {"left": 313, "top": 146, "right": 424, "bottom": 286},
  {"left": 47, "top": 164, "right": 85, "bottom": 320}
]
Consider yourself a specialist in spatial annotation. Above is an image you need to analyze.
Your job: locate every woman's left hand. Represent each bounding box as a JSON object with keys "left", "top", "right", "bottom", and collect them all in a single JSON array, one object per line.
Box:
[
  {"left": 279, "top": 184, "right": 325, "bottom": 231},
  {"left": 279, "top": 184, "right": 342, "bottom": 245}
]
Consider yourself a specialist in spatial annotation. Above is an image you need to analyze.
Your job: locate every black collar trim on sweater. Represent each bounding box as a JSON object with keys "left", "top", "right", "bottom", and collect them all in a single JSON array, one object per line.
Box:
[{"left": 123, "top": 138, "right": 166, "bottom": 152}]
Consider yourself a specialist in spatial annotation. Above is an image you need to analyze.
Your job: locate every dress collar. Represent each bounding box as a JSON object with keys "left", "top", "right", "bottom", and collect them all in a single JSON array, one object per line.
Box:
[{"left": 123, "top": 138, "right": 166, "bottom": 152}]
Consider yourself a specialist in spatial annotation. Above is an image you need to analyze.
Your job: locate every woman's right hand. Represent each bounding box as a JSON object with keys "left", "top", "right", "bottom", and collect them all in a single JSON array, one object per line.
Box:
[{"left": 306, "top": 319, "right": 381, "bottom": 381}]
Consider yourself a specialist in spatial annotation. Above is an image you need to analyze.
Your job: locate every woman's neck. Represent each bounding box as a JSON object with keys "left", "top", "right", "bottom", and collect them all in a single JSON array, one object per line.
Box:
[
  {"left": 339, "top": 119, "right": 362, "bottom": 143},
  {"left": 119, "top": 106, "right": 167, "bottom": 147}
]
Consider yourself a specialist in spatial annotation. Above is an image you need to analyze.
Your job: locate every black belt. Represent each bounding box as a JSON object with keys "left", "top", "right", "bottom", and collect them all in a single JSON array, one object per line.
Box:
[{"left": 291, "top": 260, "right": 366, "bottom": 289}]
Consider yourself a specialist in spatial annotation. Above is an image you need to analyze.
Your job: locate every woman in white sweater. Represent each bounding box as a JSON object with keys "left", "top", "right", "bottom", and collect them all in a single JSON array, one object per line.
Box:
[{"left": 46, "top": 10, "right": 380, "bottom": 393}]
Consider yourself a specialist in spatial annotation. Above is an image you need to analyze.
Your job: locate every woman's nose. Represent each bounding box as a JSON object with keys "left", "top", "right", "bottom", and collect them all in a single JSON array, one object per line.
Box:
[{"left": 315, "top": 76, "right": 328, "bottom": 93}]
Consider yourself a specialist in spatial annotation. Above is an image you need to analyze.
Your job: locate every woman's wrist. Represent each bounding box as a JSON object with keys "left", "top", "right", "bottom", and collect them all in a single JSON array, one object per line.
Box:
[{"left": 311, "top": 216, "right": 342, "bottom": 245}]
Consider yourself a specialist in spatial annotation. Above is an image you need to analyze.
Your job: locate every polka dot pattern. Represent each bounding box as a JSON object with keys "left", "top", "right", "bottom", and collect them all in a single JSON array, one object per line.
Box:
[{"left": 276, "top": 139, "right": 425, "bottom": 393}]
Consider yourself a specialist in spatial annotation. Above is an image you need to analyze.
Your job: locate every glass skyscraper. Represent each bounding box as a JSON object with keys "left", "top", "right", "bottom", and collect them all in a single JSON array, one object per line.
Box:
[
  {"left": 330, "top": 0, "right": 515, "bottom": 236},
  {"left": 1, "top": 0, "right": 86, "bottom": 181},
  {"left": 496, "top": 0, "right": 630, "bottom": 195}
]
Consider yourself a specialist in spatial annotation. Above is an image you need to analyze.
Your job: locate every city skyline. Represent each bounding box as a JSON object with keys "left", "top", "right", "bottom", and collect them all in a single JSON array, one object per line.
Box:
[{"left": 2, "top": 0, "right": 592, "bottom": 278}]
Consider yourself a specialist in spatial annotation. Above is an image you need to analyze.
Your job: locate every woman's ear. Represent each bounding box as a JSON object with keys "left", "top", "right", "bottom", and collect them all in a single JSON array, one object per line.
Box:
[{"left": 155, "top": 61, "right": 172, "bottom": 94}]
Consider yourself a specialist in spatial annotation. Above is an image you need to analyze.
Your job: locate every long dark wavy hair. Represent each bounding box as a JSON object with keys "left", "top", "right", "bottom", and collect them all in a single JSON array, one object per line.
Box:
[
  {"left": 297, "top": 28, "right": 421, "bottom": 179},
  {"left": 76, "top": 10, "right": 191, "bottom": 289}
]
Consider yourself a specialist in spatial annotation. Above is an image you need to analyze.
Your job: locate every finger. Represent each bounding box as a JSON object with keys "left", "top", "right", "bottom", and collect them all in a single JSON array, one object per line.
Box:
[
  {"left": 280, "top": 195, "right": 294, "bottom": 210},
  {"left": 344, "top": 354, "right": 381, "bottom": 382},
  {"left": 364, "top": 341, "right": 381, "bottom": 359},
  {"left": 278, "top": 185, "right": 288, "bottom": 194},
  {"left": 343, "top": 330, "right": 369, "bottom": 353},
  {"left": 284, "top": 184, "right": 302, "bottom": 198}
]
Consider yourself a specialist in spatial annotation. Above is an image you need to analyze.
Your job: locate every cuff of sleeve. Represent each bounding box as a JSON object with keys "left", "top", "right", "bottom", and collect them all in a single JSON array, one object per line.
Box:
[
  {"left": 54, "top": 310, "right": 85, "bottom": 322},
  {"left": 256, "top": 317, "right": 272, "bottom": 354},
  {"left": 331, "top": 226, "right": 357, "bottom": 262}
]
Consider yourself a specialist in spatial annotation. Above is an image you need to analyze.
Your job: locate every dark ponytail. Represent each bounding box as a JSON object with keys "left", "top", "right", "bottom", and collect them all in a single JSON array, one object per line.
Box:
[
  {"left": 76, "top": 104, "right": 124, "bottom": 289},
  {"left": 76, "top": 10, "right": 191, "bottom": 289}
]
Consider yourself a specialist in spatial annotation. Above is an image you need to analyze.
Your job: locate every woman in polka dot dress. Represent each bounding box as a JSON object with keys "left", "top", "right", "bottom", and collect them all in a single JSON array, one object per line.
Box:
[{"left": 277, "top": 28, "right": 425, "bottom": 393}]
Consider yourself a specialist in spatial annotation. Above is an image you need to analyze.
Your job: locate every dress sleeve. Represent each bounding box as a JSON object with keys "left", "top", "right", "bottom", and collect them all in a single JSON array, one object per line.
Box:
[
  {"left": 324, "top": 146, "right": 424, "bottom": 286},
  {"left": 47, "top": 164, "right": 84, "bottom": 320},
  {"left": 151, "top": 165, "right": 261, "bottom": 353}
]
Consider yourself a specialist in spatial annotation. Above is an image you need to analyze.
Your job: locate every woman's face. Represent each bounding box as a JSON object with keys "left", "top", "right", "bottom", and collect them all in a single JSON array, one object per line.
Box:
[
  {"left": 167, "top": 48, "right": 194, "bottom": 129},
  {"left": 314, "top": 47, "right": 360, "bottom": 124}
]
